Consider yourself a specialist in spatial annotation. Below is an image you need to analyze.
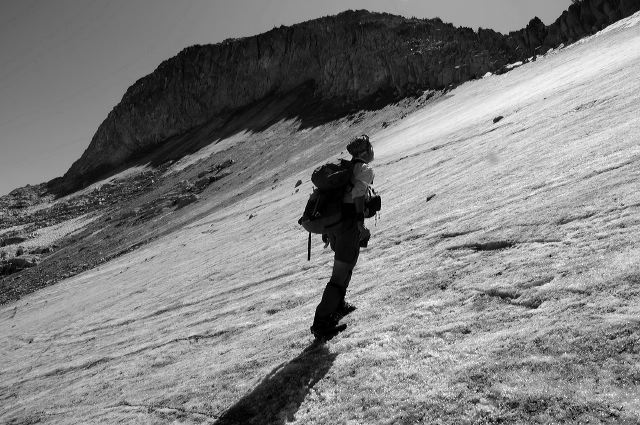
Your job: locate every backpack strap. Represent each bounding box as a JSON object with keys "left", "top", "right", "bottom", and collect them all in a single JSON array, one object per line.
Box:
[
  {"left": 344, "top": 157, "right": 365, "bottom": 194},
  {"left": 351, "top": 158, "right": 367, "bottom": 180}
]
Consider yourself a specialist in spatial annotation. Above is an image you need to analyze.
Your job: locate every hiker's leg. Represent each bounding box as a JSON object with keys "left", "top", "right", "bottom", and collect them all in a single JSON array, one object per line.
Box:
[
  {"left": 314, "top": 220, "right": 360, "bottom": 322},
  {"left": 333, "top": 218, "right": 360, "bottom": 269},
  {"left": 314, "top": 260, "right": 354, "bottom": 319},
  {"left": 333, "top": 219, "right": 360, "bottom": 307}
]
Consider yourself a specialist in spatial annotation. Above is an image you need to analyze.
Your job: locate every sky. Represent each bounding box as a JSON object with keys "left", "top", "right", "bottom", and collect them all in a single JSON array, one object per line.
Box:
[{"left": 0, "top": 0, "right": 572, "bottom": 196}]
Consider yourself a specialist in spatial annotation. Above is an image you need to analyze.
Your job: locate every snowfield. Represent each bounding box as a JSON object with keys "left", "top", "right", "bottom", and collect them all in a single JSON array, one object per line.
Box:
[{"left": 2, "top": 12, "right": 640, "bottom": 425}]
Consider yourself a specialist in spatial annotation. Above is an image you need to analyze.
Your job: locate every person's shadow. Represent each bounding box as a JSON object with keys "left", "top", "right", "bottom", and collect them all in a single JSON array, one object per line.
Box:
[{"left": 214, "top": 341, "right": 337, "bottom": 425}]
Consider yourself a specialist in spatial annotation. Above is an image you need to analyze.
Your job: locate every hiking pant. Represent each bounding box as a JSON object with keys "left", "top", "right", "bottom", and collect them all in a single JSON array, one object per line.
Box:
[{"left": 313, "top": 216, "right": 361, "bottom": 322}]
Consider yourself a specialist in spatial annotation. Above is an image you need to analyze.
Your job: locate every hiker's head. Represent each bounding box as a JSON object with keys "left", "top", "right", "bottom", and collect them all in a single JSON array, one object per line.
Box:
[{"left": 347, "top": 135, "right": 374, "bottom": 163}]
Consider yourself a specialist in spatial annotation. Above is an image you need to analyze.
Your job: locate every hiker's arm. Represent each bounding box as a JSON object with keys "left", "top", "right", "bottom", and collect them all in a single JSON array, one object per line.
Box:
[
  {"left": 352, "top": 163, "right": 374, "bottom": 239},
  {"left": 354, "top": 196, "right": 366, "bottom": 223},
  {"left": 354, "top": 196, "right": 370, "bottom": 242},
  {"left": 351, "top": 164, "right": 374, "bottom": 199}
]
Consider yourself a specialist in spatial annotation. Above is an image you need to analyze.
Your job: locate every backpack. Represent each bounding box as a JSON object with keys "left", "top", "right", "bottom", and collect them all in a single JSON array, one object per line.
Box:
[{"left": 298, "top": 158, "right": 359, "bottom": 259}]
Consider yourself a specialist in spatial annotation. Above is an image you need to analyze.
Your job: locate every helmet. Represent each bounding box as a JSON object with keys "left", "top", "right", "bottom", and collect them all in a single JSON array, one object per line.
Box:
[{"left": 347, "top": 135, "right": 371, "bottom": 156}]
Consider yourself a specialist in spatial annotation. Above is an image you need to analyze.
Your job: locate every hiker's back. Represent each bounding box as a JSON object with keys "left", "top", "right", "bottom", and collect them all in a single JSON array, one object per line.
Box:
[{"left": 298, "top": 158, "right": 355, "bottom": 235}]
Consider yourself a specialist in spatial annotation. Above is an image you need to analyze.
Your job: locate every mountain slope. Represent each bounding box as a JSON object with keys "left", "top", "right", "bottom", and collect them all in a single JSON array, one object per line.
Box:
[
  {"left": 54, "top": 1, "right": 640, "bottom": 194},
  {"left": 2, "top": 10, "right": 640, "bottom": 425},
  {"left": 54, "top": 10, "right": 517, "bottom": 193}
]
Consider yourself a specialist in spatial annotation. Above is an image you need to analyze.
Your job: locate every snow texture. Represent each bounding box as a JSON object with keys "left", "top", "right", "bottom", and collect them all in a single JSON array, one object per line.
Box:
[{"left": 1, "top": 12, "right": 640, "bottom": 425}]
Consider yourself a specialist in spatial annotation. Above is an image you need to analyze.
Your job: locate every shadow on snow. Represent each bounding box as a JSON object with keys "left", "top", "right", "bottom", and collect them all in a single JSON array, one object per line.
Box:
[
  {"left": 48, "top": 81, "right": 421, "bottom": 197},
  {"left": 214, "top": 341, "right": 337, "bottom": 425}
]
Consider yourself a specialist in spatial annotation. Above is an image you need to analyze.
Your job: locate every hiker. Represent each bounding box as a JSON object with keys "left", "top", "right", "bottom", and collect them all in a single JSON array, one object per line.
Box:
[{"left": 311, "top": 135, "right": 376, "bottom": 339}]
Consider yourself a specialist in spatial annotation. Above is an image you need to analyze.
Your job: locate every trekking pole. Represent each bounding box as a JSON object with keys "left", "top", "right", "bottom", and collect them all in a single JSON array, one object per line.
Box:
[{"left": 307, "top": 232, "right": 312, "bottom": 261}]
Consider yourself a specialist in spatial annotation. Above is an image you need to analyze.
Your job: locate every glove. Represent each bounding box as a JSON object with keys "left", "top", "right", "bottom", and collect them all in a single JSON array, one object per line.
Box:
[{"left": 357, "top": 222, "right": 370, "bottom": 247}]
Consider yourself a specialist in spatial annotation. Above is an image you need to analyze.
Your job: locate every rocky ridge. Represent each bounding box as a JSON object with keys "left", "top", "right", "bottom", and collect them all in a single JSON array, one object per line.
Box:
[
  {"left": 510, "top": 0, "right": 640, "bottom": 53},
  {"left": 54, "top": 0, "right": 640, "bottom": 193}
]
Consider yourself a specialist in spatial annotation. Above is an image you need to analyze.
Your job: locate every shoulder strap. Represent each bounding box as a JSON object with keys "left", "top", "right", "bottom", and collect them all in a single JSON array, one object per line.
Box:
[{"left": 350, "top": 158, "right": 365, "bottom": 175}]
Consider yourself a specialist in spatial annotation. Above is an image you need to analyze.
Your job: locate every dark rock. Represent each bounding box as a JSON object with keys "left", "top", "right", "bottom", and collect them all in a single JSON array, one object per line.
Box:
[
  {"left": 209, "top": 172, "right": 232, "bottom": 184},
  {"left": 30, "top": 247, "right": 53, "bottom": 255},
  {"left": 9, "top": 201, "right": 30, "bottom": 209},
  {"left": 194, "top": 176, "right": 213, "bottom": 192},
  {"left": 0, "top": 255, "right": 40, "bottom": 276},
  {"left": 295, "top": 180, "right": 303, "bottom": 188},
  {"left": 621, "top": 0, "right": 640, "bottom": 17},
  {"left": 118, "top": 209, "right": 138, "bottom": 220},
  {"left": 9, "top": 256, "right": 39, "bottom": 268},
  {"left": 213, "top": 159, "right": 234, "bottom": 173},
  {"left": 603, "top": 0, "right": 622, "bottom": 22},
  {"left": 0, "top": 237, "right": 27, "bottom": 247},
  {"left": 493, "top": 116, "right": 504, "bottom": 124},
  {"left": 174, "top": 194, "right": 199, "bottom": 209},
  {"left": 135, "top": 198, "right": 175, "bottom": 221}
]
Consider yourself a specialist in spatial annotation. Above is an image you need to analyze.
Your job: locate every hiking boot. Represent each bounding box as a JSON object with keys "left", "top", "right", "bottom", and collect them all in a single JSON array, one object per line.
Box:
[
  {"left": 334, "top": 300, "right": 357, "bottom": 321},
  {"left": 310, "top": 318, "right": 346, "bottom": 341}
]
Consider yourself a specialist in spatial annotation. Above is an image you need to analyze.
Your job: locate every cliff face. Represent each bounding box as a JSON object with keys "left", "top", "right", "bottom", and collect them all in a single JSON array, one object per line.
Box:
[
  {"left": 509, "top": 0, "right": 640, "bottom": 54},
  {"left": 57, "top": 1, "right": 640, "bottom": 193},
  {"left": 59, "top": 11, "right": 515, "bottom": 191}
]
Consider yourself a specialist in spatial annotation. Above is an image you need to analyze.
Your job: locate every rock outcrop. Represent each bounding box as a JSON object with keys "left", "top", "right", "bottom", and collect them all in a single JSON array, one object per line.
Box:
[
  {"left": 56, "top": 1, "right": 640, "bottom": 193},
  {"left": 509, "top": 0, "right": 640, "bottom": 54},
  {"left": 0, "top": 255, "right": 40, "bottom": 277}
]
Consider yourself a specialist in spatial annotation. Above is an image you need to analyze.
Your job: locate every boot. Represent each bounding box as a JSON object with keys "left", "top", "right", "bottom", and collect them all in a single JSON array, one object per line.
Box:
[
  {"left": 333, "top": 300, "right": 357, "bottom": 321},
  {"left": 310, "top": 317, "right": 346, "bottom": 341}
]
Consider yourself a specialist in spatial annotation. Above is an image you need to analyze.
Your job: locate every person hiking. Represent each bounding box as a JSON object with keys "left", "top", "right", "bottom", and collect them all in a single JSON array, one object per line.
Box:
[{"left": 311, "top": 134, "right": 376, "bottom": 339}]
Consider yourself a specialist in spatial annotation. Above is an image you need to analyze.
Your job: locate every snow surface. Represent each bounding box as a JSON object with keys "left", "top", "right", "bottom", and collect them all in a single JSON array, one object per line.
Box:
[
  {"left": 20, "top": 214, "right": 100, "bottom": 250},
  {"left": 164, "top": 130, "right": 256, "bottom": 175},
  {"left": 2, "top": 13, "right": 640, "bottom": 424}
]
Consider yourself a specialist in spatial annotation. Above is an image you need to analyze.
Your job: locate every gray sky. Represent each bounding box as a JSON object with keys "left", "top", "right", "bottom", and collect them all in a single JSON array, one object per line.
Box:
[{"left": 0, "top": 0, "right": 571, "bottom": 196}]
